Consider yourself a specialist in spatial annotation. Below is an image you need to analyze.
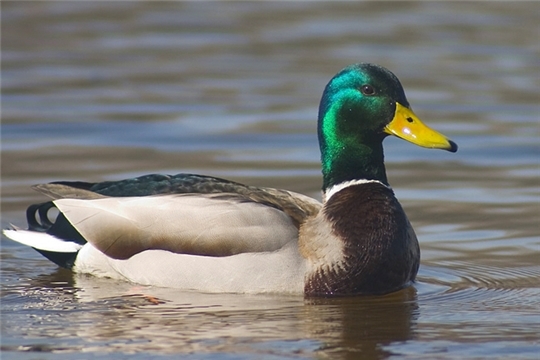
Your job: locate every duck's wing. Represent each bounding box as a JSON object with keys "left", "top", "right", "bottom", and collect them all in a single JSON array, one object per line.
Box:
[
  {"left": 243, "top": 187, "right": 322, "bottom": 225},
  {"left": 35, "top": 174, "right": 256, "bottom": 199},
  {"left": 33, "top": 172, "right": 322, "bottom": 233},
  {"left": 32, "top": 183, "right": 107, "bottom": 200},
  {"left": 27, "top": 173, "right": 322, "bottom": 260},
  {"left": 51, "top": 193, "right": 301, "bottom": 260}
]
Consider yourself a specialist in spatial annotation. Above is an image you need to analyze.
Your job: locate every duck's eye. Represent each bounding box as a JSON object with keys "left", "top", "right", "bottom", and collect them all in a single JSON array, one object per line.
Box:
[{"left": 361, "top": 84, "right": 375, "bottom": 96}]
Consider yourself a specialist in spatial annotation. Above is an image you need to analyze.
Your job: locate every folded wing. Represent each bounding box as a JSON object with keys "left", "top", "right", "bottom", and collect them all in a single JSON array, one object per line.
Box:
[{"left": 54, "top": 194, "right": 300, "bottom": 259}]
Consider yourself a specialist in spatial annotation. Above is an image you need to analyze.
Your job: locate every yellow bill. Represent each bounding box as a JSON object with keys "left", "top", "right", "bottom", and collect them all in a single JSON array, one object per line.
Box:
[{"left": 384, "top": 103, "right": 457, "bottom": 152}]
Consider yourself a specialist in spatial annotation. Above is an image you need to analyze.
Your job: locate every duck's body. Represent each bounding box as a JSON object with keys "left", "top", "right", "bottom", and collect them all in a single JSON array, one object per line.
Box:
[
  {"left": 4, "top": 63, "right": 457, "bottom": 296},
  {"left": 76, "top": 229, "right": 307, "bottom": 294}
]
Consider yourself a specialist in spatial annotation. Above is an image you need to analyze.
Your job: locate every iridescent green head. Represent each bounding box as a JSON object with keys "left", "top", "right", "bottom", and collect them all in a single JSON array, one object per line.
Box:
[{"left": 318, "top": 63, "right": 457, "bottom": 190}]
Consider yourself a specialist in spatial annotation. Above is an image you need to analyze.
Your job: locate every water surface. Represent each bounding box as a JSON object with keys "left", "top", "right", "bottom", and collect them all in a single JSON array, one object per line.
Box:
[{"left": 1, "top": 2, "right": 539, "bottom": 359}]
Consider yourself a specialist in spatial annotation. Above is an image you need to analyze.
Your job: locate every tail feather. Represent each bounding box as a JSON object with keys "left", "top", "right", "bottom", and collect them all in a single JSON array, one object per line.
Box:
[
  {"left": 26, "top": 202, "right": 56, "bottom": 231},
  {"left": 3, "top": 228, "right": 83, "bottom": 269},
  {"left": 4, "top": 200, "right": 88, "bottom": 269},
  {"left": 3, "top": 228, "right": 83, "bottom": 253}
]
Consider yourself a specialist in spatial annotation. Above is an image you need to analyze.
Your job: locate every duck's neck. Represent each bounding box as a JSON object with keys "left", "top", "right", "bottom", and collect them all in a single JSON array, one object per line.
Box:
[{"left": 318, "top": 104, "right": 388, "bottom": 190}]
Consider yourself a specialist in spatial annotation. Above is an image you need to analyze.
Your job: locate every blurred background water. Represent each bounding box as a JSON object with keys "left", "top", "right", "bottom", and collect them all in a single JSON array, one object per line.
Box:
[{"left": 1, "top": 2, "right": 539, "bottom": 359}]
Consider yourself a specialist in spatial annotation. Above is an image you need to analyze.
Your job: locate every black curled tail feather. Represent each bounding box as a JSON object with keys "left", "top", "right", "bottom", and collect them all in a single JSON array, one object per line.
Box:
[
  {"left": 27, "top": 202, "right": 56, "bottom": 232},
  {"left": 25, "top": 201, "right": 87, "bottom": 268}
]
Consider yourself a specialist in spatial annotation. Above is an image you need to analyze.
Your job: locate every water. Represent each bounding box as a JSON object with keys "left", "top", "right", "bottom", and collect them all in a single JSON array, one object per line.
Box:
[{"left": 1, "top": 2, "right": 539, "bottom": 359}]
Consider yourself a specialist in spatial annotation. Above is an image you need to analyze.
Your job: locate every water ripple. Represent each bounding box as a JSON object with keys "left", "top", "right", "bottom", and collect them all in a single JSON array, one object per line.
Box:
[{"left": 418, "top": 263, "right": 540, "bottom": 309}]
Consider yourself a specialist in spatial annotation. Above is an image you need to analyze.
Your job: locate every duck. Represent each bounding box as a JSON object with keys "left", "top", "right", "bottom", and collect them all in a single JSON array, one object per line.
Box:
[{"left": 3, "top": 63, "right": 457, "bottom": 296}]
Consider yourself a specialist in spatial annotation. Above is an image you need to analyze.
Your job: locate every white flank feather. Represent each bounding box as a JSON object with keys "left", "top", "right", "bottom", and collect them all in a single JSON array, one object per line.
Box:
[
  {"left": 2, "top": 229, "right": 83, "bottom": 253},
  {"left": 75, "top": 242, "right": 306, "bottom": 294}
]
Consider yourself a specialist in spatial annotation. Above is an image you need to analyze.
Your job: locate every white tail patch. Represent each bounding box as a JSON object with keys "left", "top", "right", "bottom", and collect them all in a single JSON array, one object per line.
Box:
[{"left": 3, "top": 228, "right": 83, "bottom": 253}]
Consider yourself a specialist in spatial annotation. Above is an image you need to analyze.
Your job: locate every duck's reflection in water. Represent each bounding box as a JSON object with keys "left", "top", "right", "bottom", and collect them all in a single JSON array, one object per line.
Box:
[{"left": 19, "top": 269, "right": 417, "bottom": 358}]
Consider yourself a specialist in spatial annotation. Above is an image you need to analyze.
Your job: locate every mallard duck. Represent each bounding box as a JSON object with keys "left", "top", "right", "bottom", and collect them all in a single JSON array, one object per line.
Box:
[{"left": 4, "top": 63, "right": 457, "bottom": 296}]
